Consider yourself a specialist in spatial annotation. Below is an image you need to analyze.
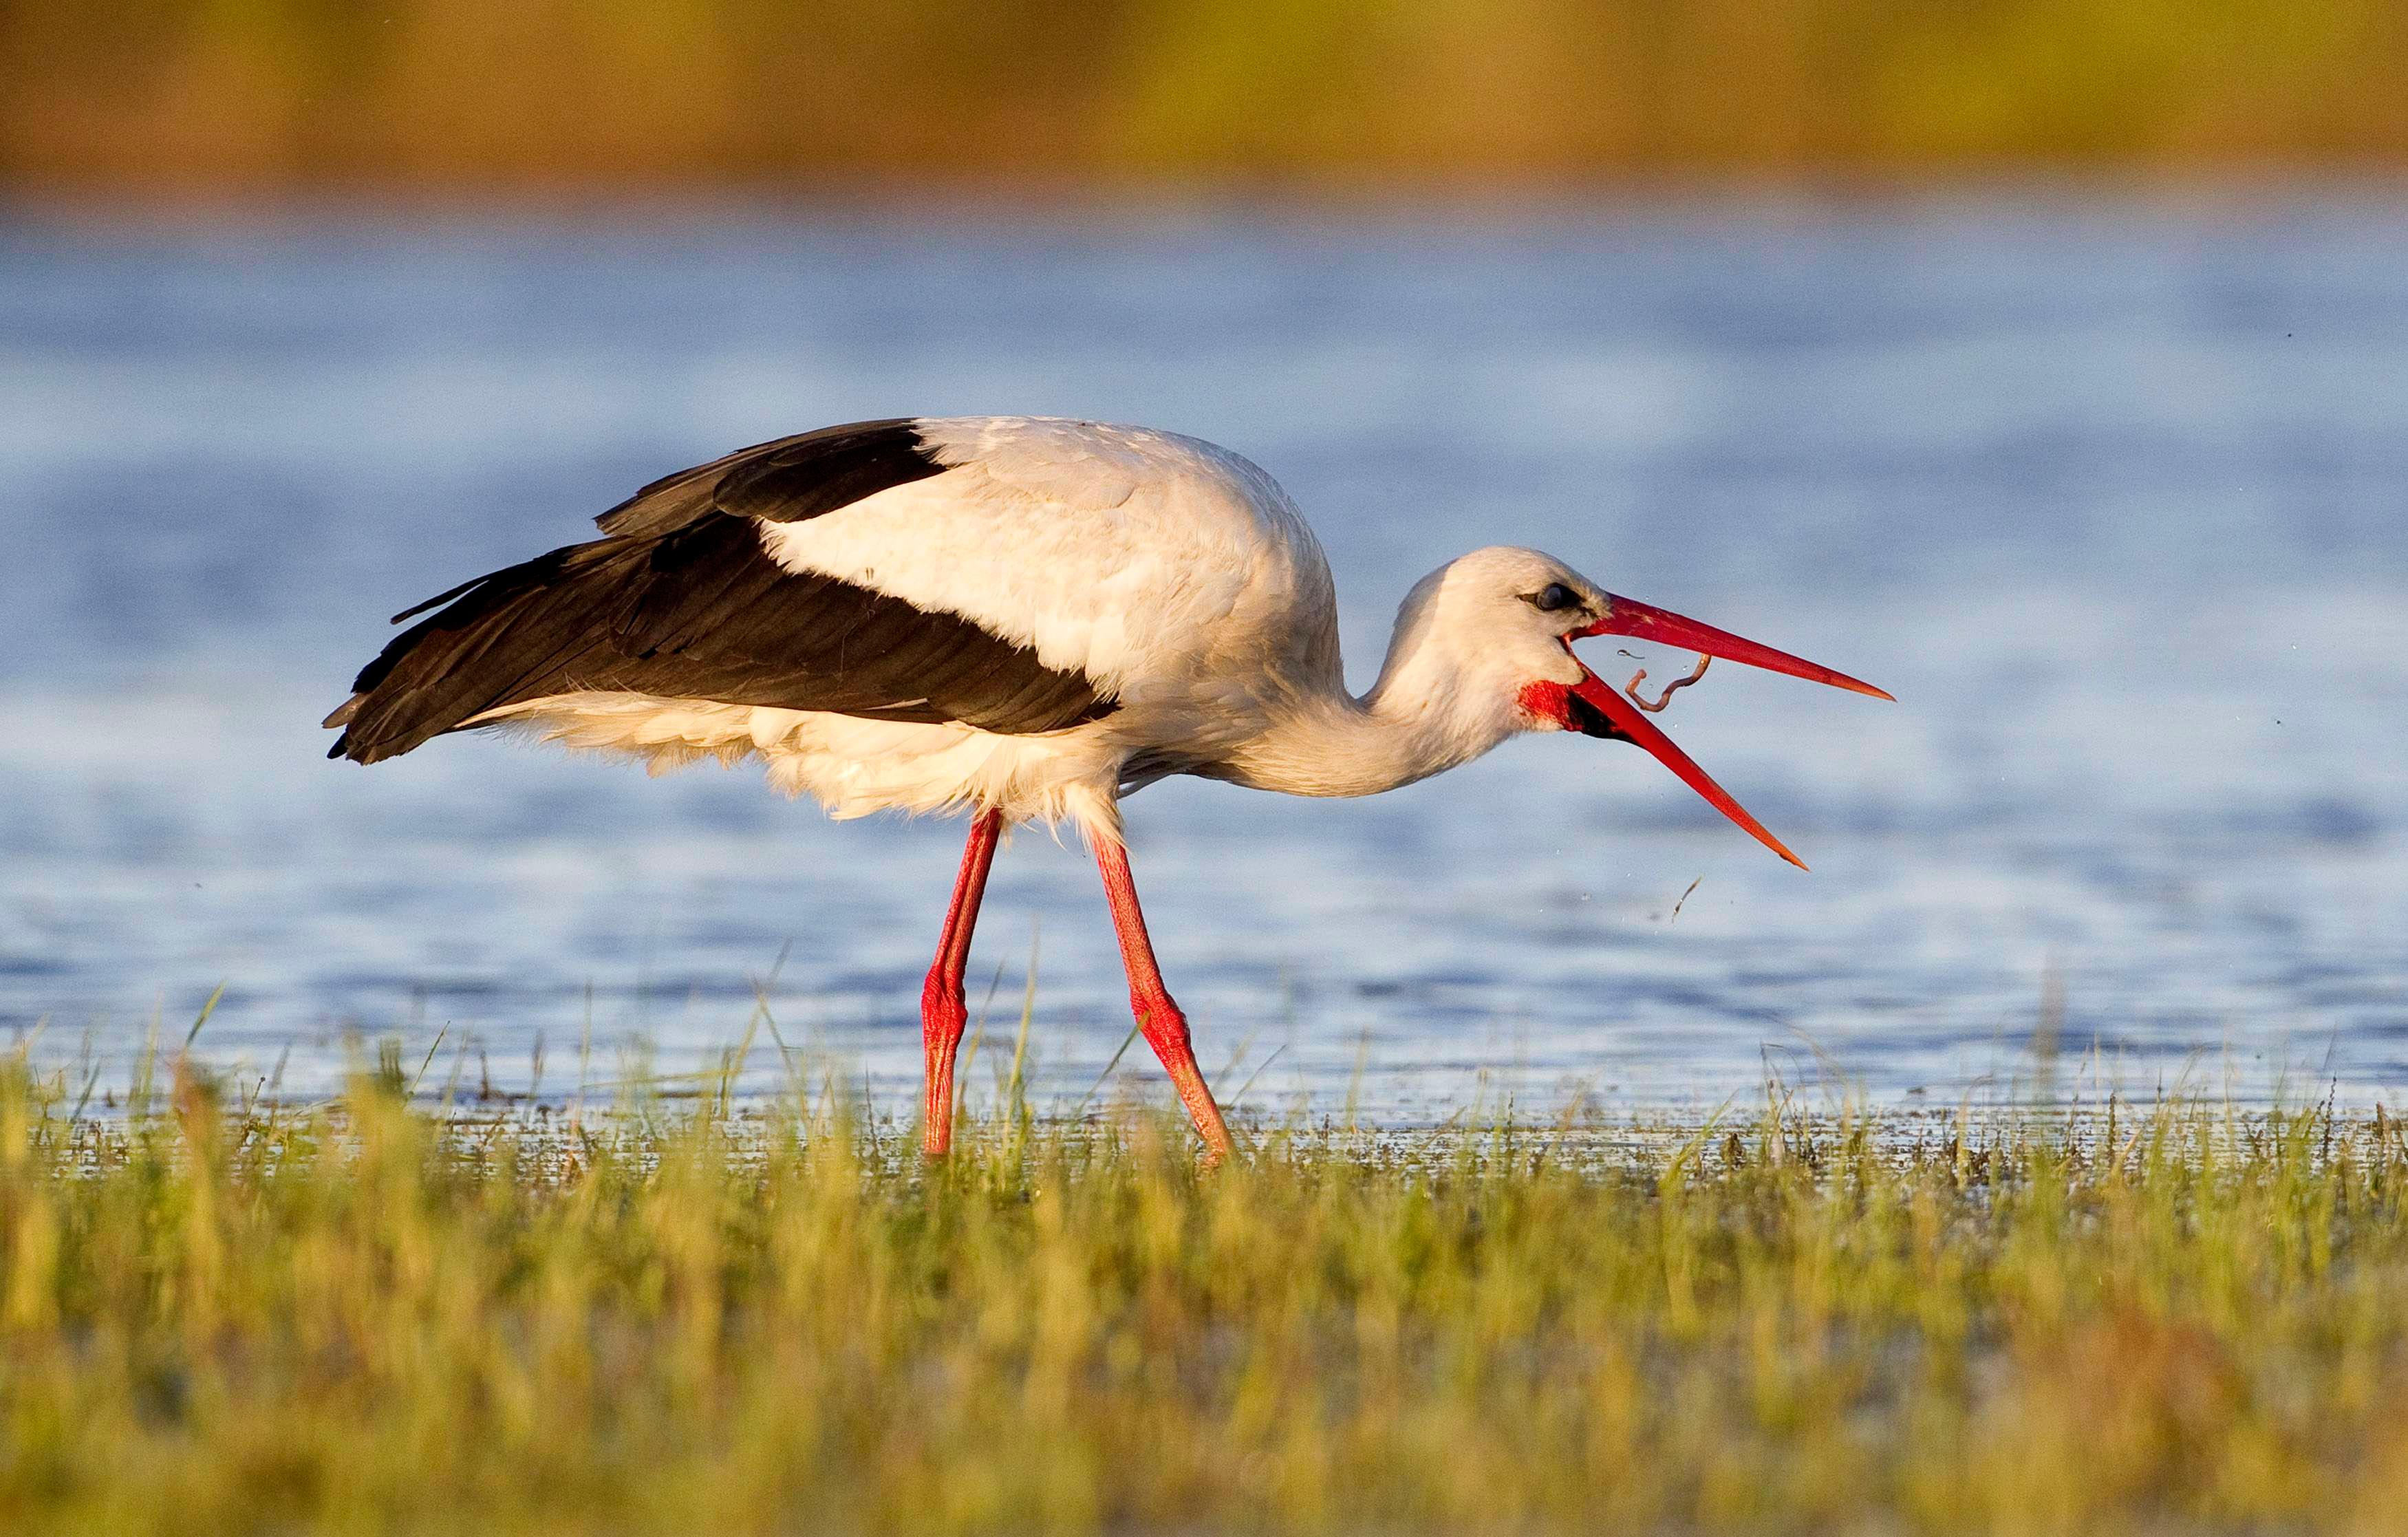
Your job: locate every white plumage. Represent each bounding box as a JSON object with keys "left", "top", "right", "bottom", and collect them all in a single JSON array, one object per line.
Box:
[
  {"left": 332, "top": 416, "right": 1889, "bottom": 1160},
  {"left": 485, "top": 419, "right": 1339, "bottom": 842}
]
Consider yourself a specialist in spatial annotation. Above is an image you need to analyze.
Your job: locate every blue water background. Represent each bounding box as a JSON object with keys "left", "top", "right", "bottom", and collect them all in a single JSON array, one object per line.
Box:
[{"left": 3, "top": 191, "right": 2405, "bottom": 1119}]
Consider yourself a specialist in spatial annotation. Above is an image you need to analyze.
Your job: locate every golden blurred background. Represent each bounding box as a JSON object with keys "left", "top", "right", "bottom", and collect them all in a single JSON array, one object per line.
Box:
[{"left": 5, "top": 0, "right": 2405, "bottom": 190}]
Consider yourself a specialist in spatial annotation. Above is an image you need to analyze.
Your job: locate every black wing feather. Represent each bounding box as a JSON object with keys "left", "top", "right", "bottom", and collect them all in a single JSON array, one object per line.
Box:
[
  {"left": 326, "top": 422, "right": 1114, "bottom": 764},
  {"left": 593, "top": 418, "right": 946, "bottom": 539}
]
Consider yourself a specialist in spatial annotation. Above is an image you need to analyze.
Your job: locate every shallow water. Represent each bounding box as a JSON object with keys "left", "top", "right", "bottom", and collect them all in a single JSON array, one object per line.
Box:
[{"left": 4, "top": 192, "right": 2405, "bottom": 1120}]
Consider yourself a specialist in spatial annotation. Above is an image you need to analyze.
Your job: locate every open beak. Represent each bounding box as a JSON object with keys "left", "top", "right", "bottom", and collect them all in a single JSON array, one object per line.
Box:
[{"left": 1562, "top": 594, "right": 1893, "bottom": 871}]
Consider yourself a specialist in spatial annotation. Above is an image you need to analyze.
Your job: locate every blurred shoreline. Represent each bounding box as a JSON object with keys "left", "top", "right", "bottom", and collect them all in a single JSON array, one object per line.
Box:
[{"left": 6, "top": 0, "right": 2404, "bottom": 193}]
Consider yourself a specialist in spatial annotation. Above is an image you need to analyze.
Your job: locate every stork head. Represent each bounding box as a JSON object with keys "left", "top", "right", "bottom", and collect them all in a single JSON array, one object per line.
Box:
[{"left": 1381, "top": 546, "right": 1891, "bottom": 870}]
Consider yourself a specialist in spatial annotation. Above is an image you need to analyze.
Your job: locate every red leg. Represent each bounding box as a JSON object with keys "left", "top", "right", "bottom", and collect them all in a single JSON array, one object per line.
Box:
[
  {"left": 921, "top": 810, "right": 1003, "bottom": 1158},
  {"left": 1093, "top": 838, "right": 1235, "bottom": 1163}
]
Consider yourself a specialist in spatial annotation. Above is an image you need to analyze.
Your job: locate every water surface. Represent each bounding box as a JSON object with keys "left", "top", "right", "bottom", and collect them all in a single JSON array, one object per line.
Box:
[{"left": 4, "top": 193, "right": 2405, "bottom": 1119}]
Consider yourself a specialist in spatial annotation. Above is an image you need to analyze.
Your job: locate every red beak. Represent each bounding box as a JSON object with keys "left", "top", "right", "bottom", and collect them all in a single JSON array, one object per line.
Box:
[
  {"left": 1570, "top": 595, "right": 1893, "bottom": 701},
  {"left": 1559, "top": 594, "right": 1893, "bottom": 871}
]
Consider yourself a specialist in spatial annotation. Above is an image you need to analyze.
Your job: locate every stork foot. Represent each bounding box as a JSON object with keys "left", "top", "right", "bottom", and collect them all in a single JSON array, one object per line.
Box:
[
  {"left": 921, "top": 971, "right": 968, "bottom": 1159},
  {"left": 1132, "top": 998, "right": 1235, "bottom": 1163}
]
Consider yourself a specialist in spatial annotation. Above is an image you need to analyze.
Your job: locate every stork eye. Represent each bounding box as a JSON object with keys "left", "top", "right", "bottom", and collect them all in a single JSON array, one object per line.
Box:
[{"left": 1527, "top": 582, "right": 1580, "bottom": 613}]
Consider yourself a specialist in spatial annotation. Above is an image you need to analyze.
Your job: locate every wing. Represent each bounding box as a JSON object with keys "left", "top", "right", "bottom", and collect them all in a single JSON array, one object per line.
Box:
[
  {"left": 324, "top": 420, "right": 1115, "bottom": 764},
  {"left": 760, "top": 417, "right": 1344, "bottom": 705}
]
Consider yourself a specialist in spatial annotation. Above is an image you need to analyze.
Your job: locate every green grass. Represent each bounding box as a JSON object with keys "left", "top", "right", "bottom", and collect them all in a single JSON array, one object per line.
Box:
[{"left": 5, "top": 1048, "right": 2408, "bottom": 1534}]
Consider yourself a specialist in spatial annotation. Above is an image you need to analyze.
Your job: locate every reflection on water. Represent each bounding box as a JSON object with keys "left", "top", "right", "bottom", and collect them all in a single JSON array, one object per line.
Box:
[{"left": 3, "top": 194, "right": 2405, "bottom": 1119}]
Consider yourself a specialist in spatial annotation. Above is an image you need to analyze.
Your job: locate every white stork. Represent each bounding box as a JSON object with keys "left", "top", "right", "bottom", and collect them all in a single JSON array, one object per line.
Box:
[{"left": 327, "top": 417, "right": 1889, "bottom": 1159}]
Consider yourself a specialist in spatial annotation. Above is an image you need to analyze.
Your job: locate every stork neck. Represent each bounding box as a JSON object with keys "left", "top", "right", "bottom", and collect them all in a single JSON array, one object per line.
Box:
[{"left": 1220, "top": 642, "right": 1514, "bottom": 800}]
